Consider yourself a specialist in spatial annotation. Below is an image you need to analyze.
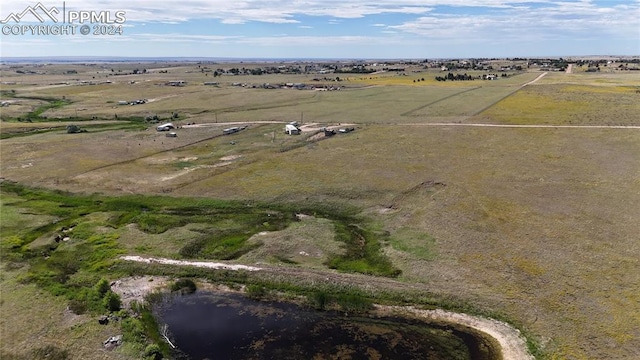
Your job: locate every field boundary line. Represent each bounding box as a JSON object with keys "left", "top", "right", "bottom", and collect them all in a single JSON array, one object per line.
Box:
[
  {"left": 471, "top": 72, "right": 548, "bottom": 116},
  {"left": 400, "top": 86, "right": 481, "bottom": 116},
  {"left": 74, "top": 125, "right": 266, "bottom": 177}
]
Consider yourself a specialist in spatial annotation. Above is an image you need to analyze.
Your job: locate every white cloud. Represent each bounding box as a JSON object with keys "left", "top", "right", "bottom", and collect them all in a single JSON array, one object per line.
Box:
[
  {"left": 1, "top": 1, "right": 638, "bottom": 57},
  {"left": 0, "top": 1, "right": 432, "bottom": 24},
  {"left": 2, "top": 0, "right": 635, "bottom": 31},
  {"left": 388, "top": 1, "right": 640, "bottom": 41},
  {"left": 234, "top": 34, "right": 403, "bottom": 47},
  {"left": 132, "top": 33, "right": 243, "bottom": 43}
]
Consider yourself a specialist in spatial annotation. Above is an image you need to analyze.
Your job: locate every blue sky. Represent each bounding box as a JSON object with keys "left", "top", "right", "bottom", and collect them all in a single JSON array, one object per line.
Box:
[{"left": 1, "top": 0, "right": 639, "bottom": 58}]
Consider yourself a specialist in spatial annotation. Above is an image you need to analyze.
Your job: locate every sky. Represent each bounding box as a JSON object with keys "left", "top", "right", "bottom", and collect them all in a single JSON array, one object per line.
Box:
[{"left": 0, "top": 0, "right": 639, "bottom": 59}]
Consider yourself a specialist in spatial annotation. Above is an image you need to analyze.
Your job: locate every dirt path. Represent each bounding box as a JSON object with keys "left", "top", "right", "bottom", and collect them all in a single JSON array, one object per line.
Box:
[
  {"left": 566, "top": 64, "right": 573, "bottom": 74},
  {"left": 120, "top": 255, "right": 261, "bottom": 271},
  {"left": 522, "top": 72, "right": 547, "bottom": 87},
  {"left": 119, "top": 255, "right": 534, "bottom": 360}
]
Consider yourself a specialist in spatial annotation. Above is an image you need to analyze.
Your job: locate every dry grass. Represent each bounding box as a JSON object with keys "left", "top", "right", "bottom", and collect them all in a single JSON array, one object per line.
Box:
[
  {"left": 0, "top": 270, "right": 133, "bottom": 360},
  {"left": 3, "top": 67, "right": 542, "bottom": 125},
  {"left": 2, "top": 66, "right": 640, "bottom": 359},
  {"left": 478, "top": 83, "right": 640, "bottom": 125},
  {"left": 238, "top": 215, "right": 345, "bottom": 268}
]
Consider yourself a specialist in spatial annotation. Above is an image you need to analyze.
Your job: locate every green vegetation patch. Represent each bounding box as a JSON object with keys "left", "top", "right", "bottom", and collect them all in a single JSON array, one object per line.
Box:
[
  {"left": 6, "top": 96, "right": 73, "bottom": 122},
  {"left": 389, "top": 228, "right": 437, "bottom": 260},
  {"left": 1, "top": 182, "right": 400, "bottom": 280},
  {"left": 326, "top": 222, "right": 401, "bottom": 277}
]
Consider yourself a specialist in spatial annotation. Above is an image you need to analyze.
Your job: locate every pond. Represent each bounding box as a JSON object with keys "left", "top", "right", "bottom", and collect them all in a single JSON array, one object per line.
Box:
[{"left": 153, "top": 291, "right": 499, "bottom": 360}]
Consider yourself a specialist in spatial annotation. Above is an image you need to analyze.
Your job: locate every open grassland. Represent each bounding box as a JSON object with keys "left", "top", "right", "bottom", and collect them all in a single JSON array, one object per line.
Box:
[
  {"left": 3, "top": 65, "right": 538, "bottom": 125},
  {"left": 478, "top": 73, "right": 640, "bottom": 126},
  {"left": 2, "top": 65, "right": 640, "bottom": 359},
  {"left": 0, "top": 271, "right": 131, "bottom": 360}
]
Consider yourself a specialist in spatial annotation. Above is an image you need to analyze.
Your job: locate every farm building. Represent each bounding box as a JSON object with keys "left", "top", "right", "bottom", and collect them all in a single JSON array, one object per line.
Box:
[
  {"left": 156, "top": 123, "right": 175, "bottom": 131},
  {"left": 284, "top": 124, "right": 300, "bottom": 135},
  {"left": 223, "top": 127, "right": 240, "bottom": 135}
]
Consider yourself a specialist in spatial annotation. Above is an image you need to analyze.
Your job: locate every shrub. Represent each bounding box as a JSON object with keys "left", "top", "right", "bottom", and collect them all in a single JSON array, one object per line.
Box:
[
  {"left": 103, "top": 291, "right": 122, "bottom": 312},
  {"left": 246, "top": 284, "right": 267, "bottom": 300},
  {"left": 335, "top": 291, "right": 373, "bottom": 313},
  {"left": 94, "top": 278, "right": 111, "bottom": 298},
  {"left": 170, "top": 278, "right": 197, "bottom": 294},
  {"left": 121, "top": 317, "right": 146, "bottom": 343},
  {"left": 310, "top": 289, "right": 330, "bottom": 310},
  {"left": 143, "top": 344, "right": 163, "bottom": 360},
  {"left": 68, "top": 299, "right": 87, "bottom": 315}
]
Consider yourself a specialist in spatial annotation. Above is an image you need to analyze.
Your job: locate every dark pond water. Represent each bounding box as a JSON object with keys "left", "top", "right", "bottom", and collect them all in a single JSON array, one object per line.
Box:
[{"left": 153, "top": 292, "right": 498, "bottom": 360}]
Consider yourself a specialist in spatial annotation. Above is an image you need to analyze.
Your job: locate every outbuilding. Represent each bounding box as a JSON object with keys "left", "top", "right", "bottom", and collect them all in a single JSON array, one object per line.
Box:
[
  {"left": 284, "top": 124, "right": 300, "bottom": 135},
  {"left": 223, "top": 127, "right": 240, "bottom": 135},
  {"left": 156, "top": 123, "right": 175, "bottom": 131}
]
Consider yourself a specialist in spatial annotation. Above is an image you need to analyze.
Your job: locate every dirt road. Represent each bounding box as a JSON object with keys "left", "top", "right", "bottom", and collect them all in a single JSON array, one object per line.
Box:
[{"left": 522, "top": 72, "right": 547, "bottom": 87}]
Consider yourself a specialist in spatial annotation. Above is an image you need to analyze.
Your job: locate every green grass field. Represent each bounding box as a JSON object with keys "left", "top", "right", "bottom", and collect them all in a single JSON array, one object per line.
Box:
[{"left": 2, "top": 62, "right": 640, "bottom": 359}]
